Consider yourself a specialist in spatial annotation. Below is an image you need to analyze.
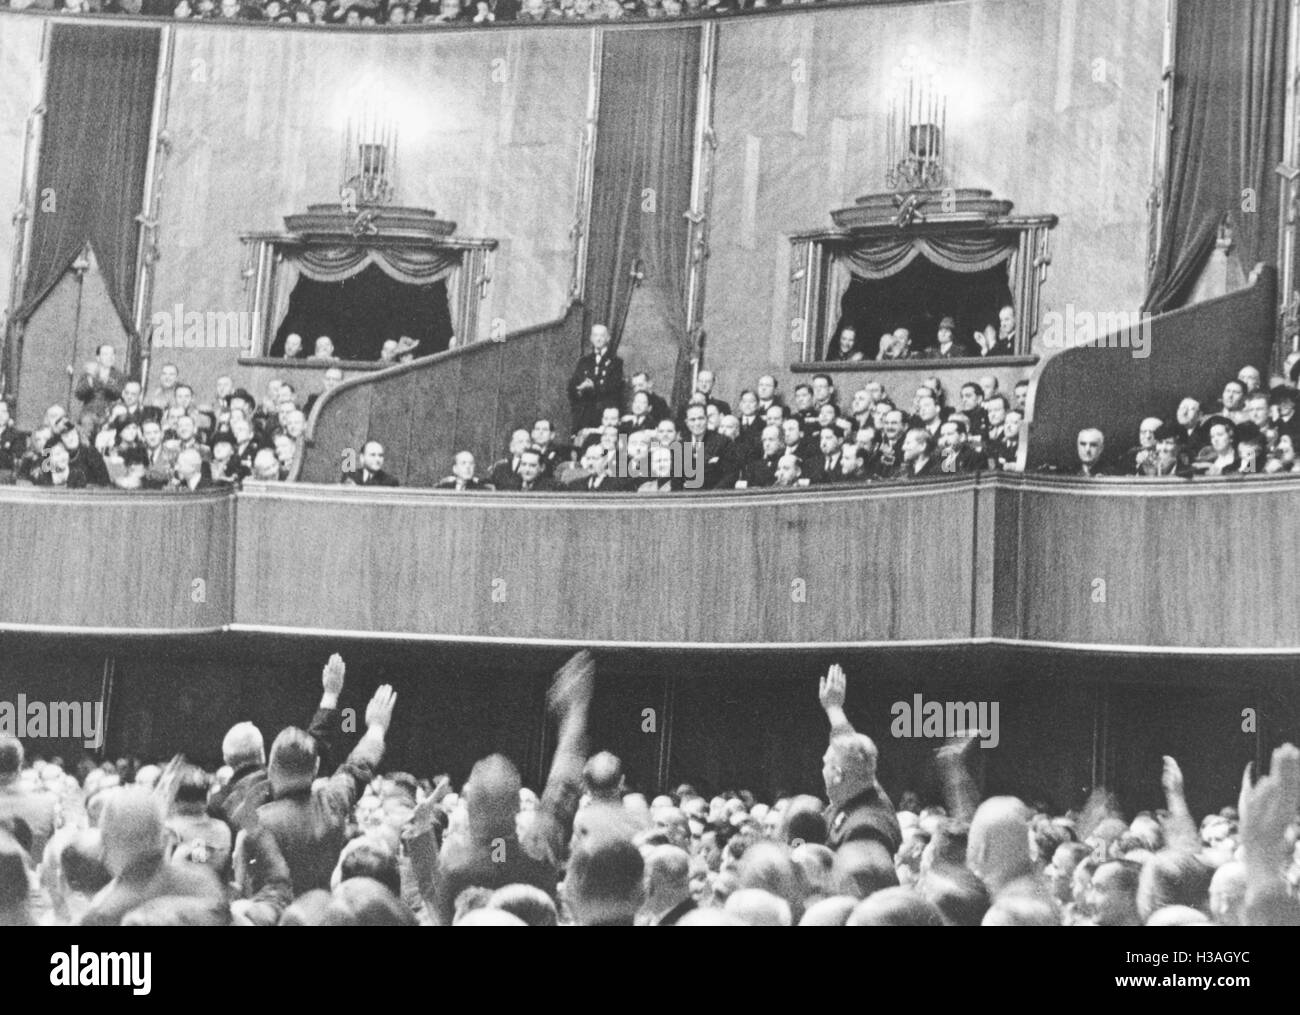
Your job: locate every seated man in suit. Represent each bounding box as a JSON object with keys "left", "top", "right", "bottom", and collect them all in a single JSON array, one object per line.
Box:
[
  {"left": 490, "top": 429, "right": 531, "bottom": 488},
  {"left": 436, "top": 451, "right": 490, "bottom": 491},
  {"left": 1123, "top": 417, "right": 1163, "bottom": 475},
  {"left": 342, "top": 440, "right": 400, "bottom": 486},
  {"left": 568, "top": 324, "right": 624, "bottom": 433},
  {"left": 505, "top": 447, "right": 556, "bottom": 492},
  {"left": 772, "top": 453, "right": 806, "bottom": 488},
  {"left": 936, "top": 419, "right": 985, "bottom": 474},
  {"left": 629, "top": 372, "right": 671, "bottom": 425},
  {"left": 173, "top": 448, "right": 214, "bottom": 492},
  {"left": 806, "top": 427, "right": 847, "bottom": 485},
  {"left": 681, "top": 404, "right": 739, "bottom": 491},
  {"left": 637, "top": 446, "right": 681, "bottom": 494},
  {"left": 620, "top": 391, "right": 658, "bottom": 434},
  {"left": 1071, "top": 428, "right": 1112, "bottom": 477},
  {"left": 566, "top": 441, "right": 631, "bottom": 492},
  {"left": 898, "top": 427, "right": 941, "bottom": 479},
  {"left": 736, "top": 425, "right": 783, "bottom": 489},
  {"left": 530, "top": 418, "right": 569, "bottom": 478}
]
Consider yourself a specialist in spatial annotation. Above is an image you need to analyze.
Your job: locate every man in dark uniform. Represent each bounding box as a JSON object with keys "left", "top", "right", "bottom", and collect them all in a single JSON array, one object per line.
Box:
[
  {"left": 817, "top": 664, "right": 901, "bottom": 856},
  {"left": 342, "top": 440, "right": 400, "bottom": 486},
  {"left": 435, "top": 451, "right": 490, "bottom": 490},
  {"left": 0, "top": 399, "right": 27, "bottom": 474},
  {"left": 568, "top": 324, "right": 624, "bottom": 433}
]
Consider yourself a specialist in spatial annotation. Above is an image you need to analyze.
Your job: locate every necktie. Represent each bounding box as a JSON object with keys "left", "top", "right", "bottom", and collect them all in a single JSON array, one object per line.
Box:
[
  {"left": 825, "top": 456, "right": 832, "bottom": 474},
  {"left": 589, "top": 476, "right": 597, "bottom": 490}
]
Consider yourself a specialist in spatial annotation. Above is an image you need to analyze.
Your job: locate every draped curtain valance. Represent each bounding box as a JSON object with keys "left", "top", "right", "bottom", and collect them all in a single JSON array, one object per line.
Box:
[
  {"left": 288, "top": 245, "right": 460, "bottom": 286},
  {"left": 842, "top": 232, "right": 1016, "bottom": 280}
]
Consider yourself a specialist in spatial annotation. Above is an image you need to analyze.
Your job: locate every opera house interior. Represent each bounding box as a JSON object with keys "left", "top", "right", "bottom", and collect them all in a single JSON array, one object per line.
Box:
[{"left": 0, "top": 0, "right": 1298, "bottom": 933}]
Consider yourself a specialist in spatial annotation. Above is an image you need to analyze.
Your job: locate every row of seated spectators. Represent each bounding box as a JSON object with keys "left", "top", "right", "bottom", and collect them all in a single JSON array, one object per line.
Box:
[
  {"left": 0, "top": 343, "right": 338, "bottom": 489},
  {"left": 413, "top": 367, "right": 1035, "bottom": 492},
  {"left": 2, "top": 653, "right": 1298, "bottom": 926},
  {"left": 3, "top": 0, "right": 838, "bottom": 25},
  {"left": 1063, "top": 360, "right": 1300, "bottom": 478}
]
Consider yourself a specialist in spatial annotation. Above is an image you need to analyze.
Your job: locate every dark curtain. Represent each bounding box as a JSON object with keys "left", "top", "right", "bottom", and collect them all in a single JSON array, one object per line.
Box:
[
  {"left": 271, "top": 264, "right": 453, "bottom": 361},
  {"left": 584, "top": 28, "right": 699, "bottom": 409},
  {"left": 16, "top": 25, "right": 160, "bottom": 341},
  {"left": 842, "top": 232, "right": 1017, "bottom": 280},
  {"left": 1144, "top": 0, "right": 1287, "bottom": 314}
]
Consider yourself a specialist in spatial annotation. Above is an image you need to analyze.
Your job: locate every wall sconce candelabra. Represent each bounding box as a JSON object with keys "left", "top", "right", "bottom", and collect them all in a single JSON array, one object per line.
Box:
[
  {"left": 886, "top": 47, "right": 948, "bottom": 192},
  {"left": 341, "top": 107, "right": 398, "bottom": 206}
]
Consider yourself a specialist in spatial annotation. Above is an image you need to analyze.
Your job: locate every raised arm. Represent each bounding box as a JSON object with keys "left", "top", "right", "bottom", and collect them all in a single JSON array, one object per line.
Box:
[
  {"left": 1159, "top": 755, "right": 1200, "bottom": 853},
  {"left": 1240, "top": 744, "right": 1300, "bottom": 926},
  {"left": 819, "top": 663, "right": 855, "bottom": 740},
  {"left": 322, "top": 684, "right": 397, "bottom": 820},
  {"left": 307, "top": 653, "right": 346, "bottom": 772},
  {"left": 524, "top": 650, "right": 596, "bottom": 868}
]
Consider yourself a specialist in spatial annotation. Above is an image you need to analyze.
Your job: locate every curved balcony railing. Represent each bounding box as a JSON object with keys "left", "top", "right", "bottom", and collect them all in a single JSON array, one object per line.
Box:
[{"left": 3, "top": 471, "right": 1298, "bottom": 653}]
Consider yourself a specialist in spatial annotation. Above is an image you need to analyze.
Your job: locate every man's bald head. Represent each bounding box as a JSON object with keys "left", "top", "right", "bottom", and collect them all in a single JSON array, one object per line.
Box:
[
  {"left": 1209, "top": 860, "right": 1247, "bottom": 926},
  {"left": 466, "top": 754, "right": 522, "bottom": 838},
  {"left": 222, "top": 722, "right": 265, "bottom": 769},
  {"left": 967, "top": 797, "right": 1035, "bottom": 893},
  {"left": 582, "top": 751, "right": 624, "bottom": 802},
  {"left": 724, "top": 888, "right": 792, "bottom": 927}
]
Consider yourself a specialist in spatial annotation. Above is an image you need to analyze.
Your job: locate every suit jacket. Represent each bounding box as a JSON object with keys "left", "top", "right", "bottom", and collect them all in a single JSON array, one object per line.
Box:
[
  {"left": 504, "top": 474, "right": 558, "bottom": 492},
  {"left": 903, "top": 455, "right": 942, "bottom": 479},
  {"left": 806, "top": 451, "right": 846, "bottom": 485},
  {"left": 739, "top": 453, "right": 781, "bottom": 488},
  {"left": 1072, "top": 461, "right": 1116, "bottom": 477},
  {"left": 74, "top": 366, "right": 125, "bottom": 419},
  {"left": 568, "top": 351, "right": 624, "bottom": 431},
  {"left": 937, "top": 446, "right": 985, "bottom": 474},
  {"left": 565, "top": 472, "right": 635, "bottom": 492},
  {"left": 683, "top": 432, "right": 740, "bottom": 490},
  {"left": 342, "top": 468, "right": 400, "bottom": 487},
  {"left": 435, "top": 476, "right": 490, "bottom": 491},
  {"left": 489, "top": 457, "right": 521, "bottom": 489}
]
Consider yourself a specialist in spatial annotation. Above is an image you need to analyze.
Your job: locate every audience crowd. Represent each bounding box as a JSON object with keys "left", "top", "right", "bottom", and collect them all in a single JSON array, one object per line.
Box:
[
  {"left": 1, "top": 654, "right": 1296, "bottom": 927},
  {"left": 2, "top": 0, "right": 848, "bottom": 27},
  {"left": 3, "top": 318, "right": 1299, "bottom": 492}
]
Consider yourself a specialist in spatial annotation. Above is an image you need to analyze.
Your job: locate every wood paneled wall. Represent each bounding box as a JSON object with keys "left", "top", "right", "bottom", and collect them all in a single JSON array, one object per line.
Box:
[
  {"left": 0, "top": 485, "right": 234, "bottom": 631},
  {"left": 5, "top": 458, "right": 1300, "bottom": 653},
  {"left": 296, "top": 302, "right": 583, "bottom": 484}
]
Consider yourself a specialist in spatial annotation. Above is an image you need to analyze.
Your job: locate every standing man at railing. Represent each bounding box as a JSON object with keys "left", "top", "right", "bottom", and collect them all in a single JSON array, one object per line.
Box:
[{"left": 568, "top": 324, "right": 624, "bottom": 434}]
